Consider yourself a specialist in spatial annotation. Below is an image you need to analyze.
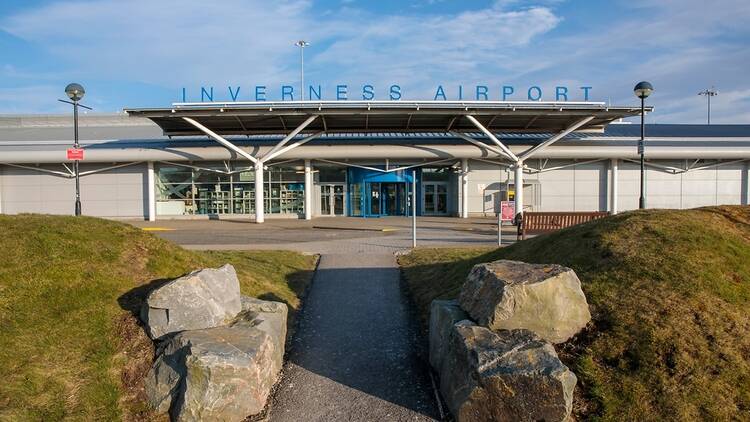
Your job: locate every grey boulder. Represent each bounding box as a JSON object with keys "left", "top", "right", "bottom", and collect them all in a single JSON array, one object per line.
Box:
[
  {"left": 428, "top": 299, "right": 468, "bottom": 373},
  {"left": 440, "top": 322, "right": 577, "bottom": 422},
  {"left": 459, "top": 260, "right": 591, "bottom": 343},
  {"left": 144, "top": 298, "right": 287, "bottom": 421},
  {"left": 141, "top": 264, "right": 242, "bottom": 339}
]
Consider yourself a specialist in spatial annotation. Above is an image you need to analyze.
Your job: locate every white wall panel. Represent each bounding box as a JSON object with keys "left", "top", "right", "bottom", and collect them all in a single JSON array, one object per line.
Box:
[{"left": 0, "top": 163, "right": 147, "bottom": 218}]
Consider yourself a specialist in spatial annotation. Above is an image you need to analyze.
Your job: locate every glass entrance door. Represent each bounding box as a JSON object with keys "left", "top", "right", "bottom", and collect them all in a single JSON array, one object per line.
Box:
[
  {"left": 364, "top": 182, "right": 407, "bottom": 216},
  {"left": 320, "top": 184, "right": 345, "bottom": 216},
  {"left": 423, "top": 182, "right": 448, "bottom": 215}
]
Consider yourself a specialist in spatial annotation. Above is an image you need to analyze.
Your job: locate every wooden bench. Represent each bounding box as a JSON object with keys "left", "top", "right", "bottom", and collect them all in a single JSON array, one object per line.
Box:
[{"left": 517, "top": 211, "right": 609, "bottom": 240}]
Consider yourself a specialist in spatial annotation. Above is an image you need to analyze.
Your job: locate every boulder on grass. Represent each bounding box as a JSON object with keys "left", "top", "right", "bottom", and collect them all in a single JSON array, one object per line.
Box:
[
  {"left": 440, "top": 322, "right": 576, "bottom": 422},
  {"left": 141, "top": 264, "right": 241, "bottom": 339},
  {"left": 428, "top": 299, "right": 468, "bottom": 373},
  {"left": 458, "top": 260, "right": 591, "bottom": 343},
  {"left": 144, "top": 297, "right": 287, "bottom": 421}
]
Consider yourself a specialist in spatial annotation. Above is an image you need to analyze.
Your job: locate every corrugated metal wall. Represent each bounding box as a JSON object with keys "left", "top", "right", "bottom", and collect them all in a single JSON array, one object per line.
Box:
[{"left": 464, "top": 159, "right": 749, "bottom": 216}]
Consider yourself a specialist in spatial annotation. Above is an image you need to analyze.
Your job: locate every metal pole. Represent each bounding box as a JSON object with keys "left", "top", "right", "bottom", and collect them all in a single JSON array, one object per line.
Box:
[
  {"left": 707, "top": 94, "right": 711, "bottom": 125},
  {"left": 74, "top": 101, "right": 81, "bottom": 216},
  {"left": 300, "top": 46, "right": 304, "bottom": 101},
  {"left": 639, "top": 96, "right": 646, "bottom": 209},
  {"left": 497, "top": 211, "right": 502, "bottom": 246},
  {"left": 412, "top": 170, "right": 417, "bottom": 248}
]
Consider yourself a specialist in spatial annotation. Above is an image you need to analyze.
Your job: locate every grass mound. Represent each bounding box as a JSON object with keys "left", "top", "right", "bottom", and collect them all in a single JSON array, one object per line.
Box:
[
  {"left": 399, "top": 206, "right": 750, "bottom": 420},
  {"left": 0, "top": 214, "right": 317, "bottom": 421}
]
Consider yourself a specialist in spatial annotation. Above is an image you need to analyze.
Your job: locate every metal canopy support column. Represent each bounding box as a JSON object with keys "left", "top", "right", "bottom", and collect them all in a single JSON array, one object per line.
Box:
[
  {"left": 465, "top": 115, "right": 519, "bottom": 162},
  {"left": 461, "top": 158, "right": 469, "bottom": 218},
  {"left": 518, "top": 116, "right": 596, "bottom": 161},
  {"left": 263, "top": 115, "right": 318, "bottom": 160},
  {"left": 262, "top": 131, "right": 324, "bottom": 163},
  {"left": 515, "top": 161, "right": 524, "bottom": 218},
  {"left": 255, "top": 164, "right": 265, "bottom": 223},
  {"left": 449, "top": 131, "right": 514, "bottom": 161},
  {"left": 182, "top": 117, "right": 258, "bottom": 164},
  {"left": 304, "top": 159, "right": 312, "bottom": 220},
  {"left": 610, "top": 158, "right": 619, "bottom": 214},
  {"left": 147, "top": 162, "right": 156, "bottom": 221}
]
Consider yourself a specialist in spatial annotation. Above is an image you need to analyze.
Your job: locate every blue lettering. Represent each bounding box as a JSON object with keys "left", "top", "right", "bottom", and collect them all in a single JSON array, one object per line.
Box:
[
  {"left": 282, "top": 85, "right": 294, "bottom": 100},
  {"left": 476, "top": 85, "right": 488, "bottom": 101},
  {"left": 229, "top": 86, "right": 241, "bottom": 101},
  {"left": 502, "top": 86, "right": 514, "bottom": 100},
  {"left": 434, "top": 85, "right": 447, "bottom": 101},
  {"left": 555, "top": 86, "right": 568, "bottom": 101},
  {"left": 362, "top": 84, "right": 375, "bottom": 100},
  {"left": 458, "top": 85, "right": 463, "bottom": 100},
  {"left": 201, "top": 86, "right": 213, "bottom": 102},
  {"left": 336, "top": 85, "right": 348, "bottom": 100},
  {"left": 309, "top": 85, "right": 322, "bottom": 100},
  {"left": 580, "top": 86, "right": 592, "bottom": 101},
  {"left": 390, "top": 85, "right": 401, "bottom": 100},
  {"left": 255, "top": 85, "right": 266, "bottom": 101},
  {"left": 181, "top": 87, "right": 186, "bottom": 102},
  {"left": 527, "top": 86, "right": 542, "bottom": 101}
]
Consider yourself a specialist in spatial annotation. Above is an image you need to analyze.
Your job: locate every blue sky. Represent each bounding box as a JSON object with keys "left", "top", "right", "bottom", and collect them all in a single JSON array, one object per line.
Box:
[{"left": 0, "top": 0, "right": 749, "bottom": 123}]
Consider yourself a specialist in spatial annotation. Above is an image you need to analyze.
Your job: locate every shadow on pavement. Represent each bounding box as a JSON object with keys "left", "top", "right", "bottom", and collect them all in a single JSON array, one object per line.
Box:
[{"left": 273, "top": 263, "right": 440, "bottom": 420}]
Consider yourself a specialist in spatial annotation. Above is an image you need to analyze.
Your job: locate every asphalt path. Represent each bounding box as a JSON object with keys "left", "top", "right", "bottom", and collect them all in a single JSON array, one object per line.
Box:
[{"left": 267, "top": 254, "right": 440, "bottom": 421}]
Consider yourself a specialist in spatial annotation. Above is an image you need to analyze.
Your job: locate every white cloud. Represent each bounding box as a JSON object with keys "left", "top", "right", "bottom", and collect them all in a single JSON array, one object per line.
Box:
[{"left": 0, "top": 0, "right": 559, "bottom": 93}]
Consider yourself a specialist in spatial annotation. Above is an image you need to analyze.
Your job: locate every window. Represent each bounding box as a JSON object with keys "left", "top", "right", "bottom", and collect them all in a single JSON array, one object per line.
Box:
[{"left": 155, "top": 163, "right": 306, "bottom": 216}]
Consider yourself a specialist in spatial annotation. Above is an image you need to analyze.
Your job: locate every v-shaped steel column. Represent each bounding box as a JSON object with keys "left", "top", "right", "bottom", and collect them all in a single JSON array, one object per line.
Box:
[{"left": 182, "top": 115, "right": 322, "bottom": 223}]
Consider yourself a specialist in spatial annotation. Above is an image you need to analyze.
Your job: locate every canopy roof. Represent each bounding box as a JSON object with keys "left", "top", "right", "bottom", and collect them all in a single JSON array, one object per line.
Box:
[{"left": 124, "top": 101, "right": 650, "bottom": 136}]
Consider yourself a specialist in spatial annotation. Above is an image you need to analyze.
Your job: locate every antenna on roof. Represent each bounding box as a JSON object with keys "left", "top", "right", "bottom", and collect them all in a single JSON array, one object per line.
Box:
[{"left": 698, "top": 87, "right": 718, "bottom": 125}]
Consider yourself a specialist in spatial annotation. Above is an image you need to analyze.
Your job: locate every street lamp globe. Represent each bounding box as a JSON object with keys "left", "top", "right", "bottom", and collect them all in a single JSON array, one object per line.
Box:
[
  {"left": 294, "top": 40, "right": 310, "bottom": 48},
  {"left": 65, "top": 83, "right": 85, "bottom": 102},
  {"left": 633, "top": 81, "right": 653, "bottom": 99}
]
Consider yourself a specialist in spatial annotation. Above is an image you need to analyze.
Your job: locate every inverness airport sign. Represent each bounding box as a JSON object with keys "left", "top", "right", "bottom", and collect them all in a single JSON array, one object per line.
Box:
[{"left": 180, "top": 84, "right": 594, "bottom": 103}]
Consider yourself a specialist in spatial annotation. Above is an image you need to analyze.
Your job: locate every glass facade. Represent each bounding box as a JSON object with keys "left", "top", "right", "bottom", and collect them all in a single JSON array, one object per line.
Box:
[{"left": 156, "top": 163, "right": 304, "bottom": 216}]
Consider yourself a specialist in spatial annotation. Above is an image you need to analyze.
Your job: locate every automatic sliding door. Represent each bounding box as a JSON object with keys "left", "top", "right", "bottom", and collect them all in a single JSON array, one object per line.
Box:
[{"left": 369, "top": 183, "right": 381, "bottom": 215}]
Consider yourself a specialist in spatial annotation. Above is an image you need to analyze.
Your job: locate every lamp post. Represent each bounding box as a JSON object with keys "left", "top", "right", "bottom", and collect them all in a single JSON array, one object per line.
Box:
[
  {"left": 633, "top": 81, "right": 653, "bottom": 210},
  {"left": 698, "top": 87, "right": 718, "bottom": 124},
  {"left": 59, "top": 83, "right": 91, "bottom": 216},
  {"left": 294, "top": 40, "right": 310, "bottom": 100}
]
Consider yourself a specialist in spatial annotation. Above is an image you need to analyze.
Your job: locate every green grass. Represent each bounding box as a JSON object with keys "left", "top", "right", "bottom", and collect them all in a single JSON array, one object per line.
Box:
[
  {"left": 398, "top": 206, "right": 750, "bottom": 421},
  {"left": 0, "top": 214, "right": 317, "bottom": 421}
]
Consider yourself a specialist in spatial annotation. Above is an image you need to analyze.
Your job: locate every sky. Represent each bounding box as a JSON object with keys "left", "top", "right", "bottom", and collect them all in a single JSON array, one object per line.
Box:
[{"left": 0, "top": 0, "right": 749, "bottom": 123}]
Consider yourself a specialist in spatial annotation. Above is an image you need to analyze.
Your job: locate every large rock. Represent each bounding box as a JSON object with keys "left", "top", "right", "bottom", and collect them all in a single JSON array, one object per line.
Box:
[
  {"left": 428, "top": 299, "right": 468, "bottom": 373},
  {"left": 235, "top": 295, "right": 288, "bottom": 369},
  {"left": 144, "top": 298, "right": 287, "bottom": 421},
  {"left": 458, "top": 260, "right": 591, "bottom": 343},
  {"left": 440, "top": 322, "right": 577, "bottom": 422},
  {"left": 141, "top": 264, "right": 242, "bottom": 339}
]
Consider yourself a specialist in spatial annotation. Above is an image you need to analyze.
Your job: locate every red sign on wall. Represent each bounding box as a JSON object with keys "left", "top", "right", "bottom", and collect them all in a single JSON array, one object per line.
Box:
[
  {"left": 67, "top": 148, "right": 84, "bottom": 161},
  {"left": 500, "top": 201, "right": 515, "bottom": 221}
]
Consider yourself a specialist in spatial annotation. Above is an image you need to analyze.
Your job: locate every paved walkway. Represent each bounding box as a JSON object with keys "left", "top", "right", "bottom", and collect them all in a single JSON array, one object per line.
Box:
[
  {"left": 267, "top": 254, "right": 439, "bottom": 421},
  {"left": 132, "top": 216, "right": 516, "bottom": 254}
]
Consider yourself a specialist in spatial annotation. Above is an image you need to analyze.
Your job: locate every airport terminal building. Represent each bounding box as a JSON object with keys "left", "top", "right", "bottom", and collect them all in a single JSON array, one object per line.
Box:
[{"left": 0, "top": 101, "right": 749, "bottom": 222}]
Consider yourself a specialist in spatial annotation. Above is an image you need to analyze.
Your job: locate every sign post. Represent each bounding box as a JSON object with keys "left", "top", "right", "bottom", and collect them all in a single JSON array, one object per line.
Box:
[
  {"left": 412, "top": 170, "right": 417, "bottom": 248},
  {"left": 498, "top": 201, "right": 515, "bottom": 246}
]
